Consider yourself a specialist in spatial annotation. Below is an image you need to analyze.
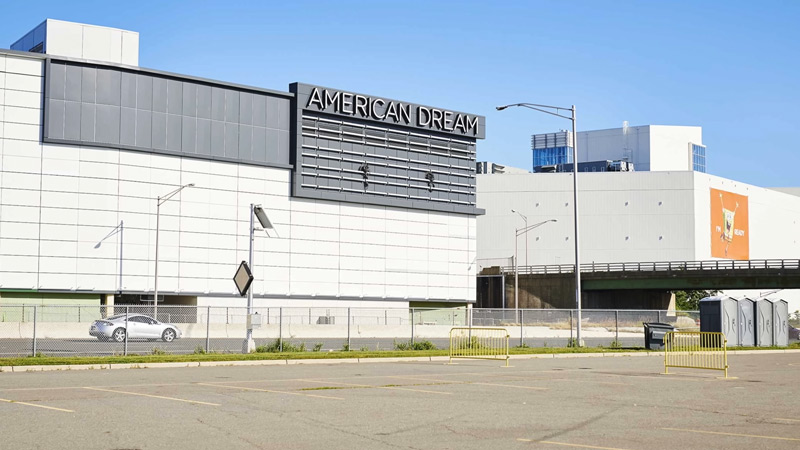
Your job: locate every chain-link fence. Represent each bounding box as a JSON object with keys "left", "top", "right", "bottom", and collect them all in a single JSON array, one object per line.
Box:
[{"left": 0, "top": 305, "right": 701, "bottom": 357}]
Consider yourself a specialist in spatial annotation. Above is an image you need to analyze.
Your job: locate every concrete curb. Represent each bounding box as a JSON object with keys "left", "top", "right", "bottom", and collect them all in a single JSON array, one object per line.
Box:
[{"left": 3, "top": 349, "right": 798, "bottom": 373}]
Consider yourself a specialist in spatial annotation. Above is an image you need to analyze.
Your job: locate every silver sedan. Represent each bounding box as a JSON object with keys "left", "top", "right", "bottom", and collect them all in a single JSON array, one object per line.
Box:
[{"left": 89, "top": 314, "right": 182, "bottom": 342}]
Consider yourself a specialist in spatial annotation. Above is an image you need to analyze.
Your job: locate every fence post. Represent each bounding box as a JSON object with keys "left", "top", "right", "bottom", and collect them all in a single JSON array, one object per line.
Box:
[
  {"left": 468, "top": 307, "right": 472, "bottom": 342},
  {"left": 519, "top": 309, "right": 524, "bottom": 347},
  {"left": 279, "top": 307, "right": 283, "bottom": 352},
  {"left": 31, "top": 306, "right": 37, "bottom": 357},
  {"left": 124, "top": 306, "right": 129, "bottom": 356},
  {"left": 615, "top": 310, "right": 619, "bottom": 344},
  {"left": 309, "top": 308, "right": 312, "bottom": 325},
  {"left": 569, "top": 310, "right": 574, "bottom": 344},
  {"left": 205, "top": 306, "right": 211, "bottom": 353},
  {"left": 385, "top": 309, "right": 388, "bottom": 325},
  {"left": 411, "top": 307, "right": 415, "bottom": 345},
  {"left": 226, "top": 307, "right": 229, "bottom": 325},
  {"left": 347, "top": 307, "right": 351, "bottom": 351}
]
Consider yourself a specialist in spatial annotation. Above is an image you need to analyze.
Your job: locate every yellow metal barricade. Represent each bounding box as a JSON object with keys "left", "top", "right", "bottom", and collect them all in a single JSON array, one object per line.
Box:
[
  {"left": 449, "top": 327, "right": 509, "bottom": 366},
  {"left": 664, "top": 331, "right": 728, "bottom": 378}
]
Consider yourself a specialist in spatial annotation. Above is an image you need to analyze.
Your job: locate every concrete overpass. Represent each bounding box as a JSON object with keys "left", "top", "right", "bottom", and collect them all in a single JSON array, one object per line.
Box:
[{"left": 477, "top": 259, "right": 800, "bottom": 309}]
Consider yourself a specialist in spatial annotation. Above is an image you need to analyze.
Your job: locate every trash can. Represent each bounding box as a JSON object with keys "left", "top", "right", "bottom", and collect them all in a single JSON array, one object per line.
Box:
[{"left": 644, "top": 322, "right": 676, "bottom": 350}]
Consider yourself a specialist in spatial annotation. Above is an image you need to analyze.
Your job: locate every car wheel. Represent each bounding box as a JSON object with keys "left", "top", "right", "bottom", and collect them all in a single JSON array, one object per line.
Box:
[
  {"left": 112, "top": 328, "right": 126, "bottom": 343},
  {"left": 162, "top": 328, "right": 176, "bottom": 342}
]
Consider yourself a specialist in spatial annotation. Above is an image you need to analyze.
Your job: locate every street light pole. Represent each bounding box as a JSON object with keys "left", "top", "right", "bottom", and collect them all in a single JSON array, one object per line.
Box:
[
  {"left": 245, "top": 203, "right": 256, "bottom": 353},
  {"left": 154, "top": 183, "right": 194, "bottom": 322},
  {"left": 512, "top": 209, "right": 528, "bottom": 267},
  {"left": 513, "top": 219, "right": 557, "bottom": 317},
  {"left": 571, "top": 105, "right": 583, "bottom": 347},
  {"left": 497, "top": 101, "right": 583, "bottom": 346}
]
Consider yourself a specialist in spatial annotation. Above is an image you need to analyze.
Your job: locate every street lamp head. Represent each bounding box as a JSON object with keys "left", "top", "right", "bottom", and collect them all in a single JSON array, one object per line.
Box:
[
  {"left": 496, "top": 105, "right": 509, "bottom": 111},
  {"left": 253, "top": 205, "right": 274, "bottom": 230}
]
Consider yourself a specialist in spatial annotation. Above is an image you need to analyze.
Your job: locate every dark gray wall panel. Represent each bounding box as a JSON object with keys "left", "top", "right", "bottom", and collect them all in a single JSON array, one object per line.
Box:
[
  {"left": 96, "top": 69, "right": 120, "bottom": 106},
  {"left": 121, "top": 72, "right": 136, "bottom": 108},
  {"left": 44, "top": 59, "right": 292, "bottom": 169},
  {"left": 135, "top": 74, "right": 152, "bottom": 110},
  {"left": 120, "top": 107, "right": 136, "bottom": 146},
  {"left": 197, "top": 85, "right": 211, "bottom": 119},
  {"left": 182, "top": 83, "right": 197, "bottom": 116},
  {"left": 49, "top": 63, "right": 65, "bottom": 100},
  {"left": 152, "top": 112, "right": 167, "bottom": 150},
  {"left": 80, "top": 103, "right": 95, "bottom": 141},
  {"left": 96, "top": 104, "right": 120, "bottom": 144},
  {"left": 81, "top": 67, "right": 95, "bottom": 103},
  {"left": 65, "top": 65, "right": 82, "bottom": 102},
  {"left": 181, "top": 117, "right": 196, "bottom": 153},
  {"left": 167, "top": 80, "right": 182, "bottom": 115},
  {"left": 135, "top": 110, "right": 152, "bottom": 148},
  {"left": 64, "top": 101, "right": 81, "bottom": 140},
  {"left": 47, "top": 99, "right": 65, "bottom": 139},
  {"left": 152, "top": 78, "right": 167, "bottom": 113},
  {"left": 166, "top": 114, "right": 182, "bottom": 152},
  {"left": 196, "top": 119, "right": 211, "bottom": 155}
]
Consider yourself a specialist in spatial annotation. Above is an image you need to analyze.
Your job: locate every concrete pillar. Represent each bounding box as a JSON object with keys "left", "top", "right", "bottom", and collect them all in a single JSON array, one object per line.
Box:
[{"left": 103, "top": 294, "right": 115, "bottom": 317}]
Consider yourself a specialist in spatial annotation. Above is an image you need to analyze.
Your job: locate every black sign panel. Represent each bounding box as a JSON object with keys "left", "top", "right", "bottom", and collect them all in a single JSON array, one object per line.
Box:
[{"left": 233, "top": 261, "right": 254, "bottom": 297}]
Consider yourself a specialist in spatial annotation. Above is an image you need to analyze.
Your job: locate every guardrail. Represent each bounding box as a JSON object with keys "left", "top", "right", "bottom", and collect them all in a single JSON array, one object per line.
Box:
[
  {"left": 664, "top": 331, "right": 728, "bottom": 378},
  {"left": 449, "top": 327, "right": 509, "bottom": 366},
  {"left": 499, "top": 259, "right": 800, "bottom": 275}
]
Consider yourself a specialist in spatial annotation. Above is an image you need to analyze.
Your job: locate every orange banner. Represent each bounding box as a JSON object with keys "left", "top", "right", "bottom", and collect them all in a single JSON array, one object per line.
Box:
[{"left": 710, "top": 188, "right": 749, "bottom": 260}]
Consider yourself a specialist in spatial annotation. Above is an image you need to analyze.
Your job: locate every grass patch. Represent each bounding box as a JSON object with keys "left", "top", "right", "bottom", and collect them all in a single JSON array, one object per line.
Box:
[
  {"left": 1, "top": 342, "right": 793, "bottom": 368},
  {"left": 393, "top": 340, "right": 438, "bottom": 351}
]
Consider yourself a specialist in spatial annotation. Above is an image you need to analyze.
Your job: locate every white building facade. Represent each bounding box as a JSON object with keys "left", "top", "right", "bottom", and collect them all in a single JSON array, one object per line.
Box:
[
  {"left": 0, "top": 21, "right": 482, "bottom": 309},
  {"left": 477, "top": 171, "right": 800, "bottom": 267}
]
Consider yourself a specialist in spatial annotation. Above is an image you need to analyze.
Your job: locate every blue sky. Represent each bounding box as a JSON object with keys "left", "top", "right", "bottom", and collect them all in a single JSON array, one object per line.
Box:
[{"left": 3, "top": 1, "right": 798, "bottom": 186}]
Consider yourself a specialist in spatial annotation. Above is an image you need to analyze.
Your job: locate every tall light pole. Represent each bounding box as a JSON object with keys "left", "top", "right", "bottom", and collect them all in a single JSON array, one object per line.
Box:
[
  {"left": 511, "top": 209, "right": 528, "bottom": 267},
  {"left": 514, "top": 219, "right": 557, "bottom": 317},
  {"left": 244, "top": 204, "right": 274, "bottom": 353},
  {"left": 154, "top": 183, "right": 194, "bottom": 321},
  {"left": 498, "top": 102, "right": 583, "bottom": 346}
]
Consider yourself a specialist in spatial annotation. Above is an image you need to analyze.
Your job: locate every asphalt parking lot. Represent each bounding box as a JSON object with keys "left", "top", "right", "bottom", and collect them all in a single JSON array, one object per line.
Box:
[{"left": 0, "top": 353, "right": 798, "bottom": 450}]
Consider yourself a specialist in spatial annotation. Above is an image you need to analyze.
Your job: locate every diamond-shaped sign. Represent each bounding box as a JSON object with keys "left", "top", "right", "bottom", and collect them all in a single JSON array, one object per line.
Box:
[{"left": 233, "top": 261, "right": 254, "bottom": 297}]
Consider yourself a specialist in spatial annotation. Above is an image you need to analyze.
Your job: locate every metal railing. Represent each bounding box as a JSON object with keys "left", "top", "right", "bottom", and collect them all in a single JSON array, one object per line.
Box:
[
  {"left": 0, "top": 305, "right": 701, "bottom": 358},
  {"left": 499, "top": 259, "right": 800, "bottom": 275},
  {"left": 664, "top": 331, "right": 728, "bottom": 378},
  {"left": 449, "top": 327, "right": 509, "bottom": 366}
]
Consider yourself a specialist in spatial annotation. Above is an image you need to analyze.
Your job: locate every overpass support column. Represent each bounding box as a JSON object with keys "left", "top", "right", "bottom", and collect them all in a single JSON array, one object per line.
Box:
[{"left": 103, "top": 294, "right": 115, "bottom": 317}]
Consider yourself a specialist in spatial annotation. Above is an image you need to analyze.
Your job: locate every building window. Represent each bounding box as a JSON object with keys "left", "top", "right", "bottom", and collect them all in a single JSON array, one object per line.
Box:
[
  {"left": 533, "top": 146, "right": 573, "bottom": 168},
  {"left": 692, "top": 144, "right": 706, "bottom": 173}
]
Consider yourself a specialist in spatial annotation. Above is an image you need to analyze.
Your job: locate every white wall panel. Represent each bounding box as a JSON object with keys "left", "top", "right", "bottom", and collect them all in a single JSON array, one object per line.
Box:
[
  {"left": 3, "top": 90, "right": 41, "bottom": 109},
  {"left": 3, "top": 105, "right": 41, "bottom": 125},
  {"left": 0, "top": 204, "right": 38, "bottom": 225},
  {"left": 4, "top": 56, "right": 42, "bottom": 76}
]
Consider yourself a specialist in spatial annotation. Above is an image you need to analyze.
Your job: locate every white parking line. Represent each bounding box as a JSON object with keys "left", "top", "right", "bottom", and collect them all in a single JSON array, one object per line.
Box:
[
  {"left": 0, "top": 397, "right": 73, "bottom": 413},
  {"left": 83, "top": 387, "right": 219, "bottom": 406}
]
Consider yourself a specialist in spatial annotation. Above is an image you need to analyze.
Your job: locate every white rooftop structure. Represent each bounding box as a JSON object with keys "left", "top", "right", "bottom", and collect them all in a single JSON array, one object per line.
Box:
[
  {"left": 11, "top": 19, "right": 139, "bottom": 66},
  {"left": 531, "top": 124, "right": 705, "bottom": 173}
]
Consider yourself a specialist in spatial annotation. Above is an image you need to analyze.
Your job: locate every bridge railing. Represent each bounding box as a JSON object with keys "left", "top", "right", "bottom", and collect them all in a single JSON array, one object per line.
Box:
[{"left": 500, "top": 259, "right": 800, "bottom": 275}]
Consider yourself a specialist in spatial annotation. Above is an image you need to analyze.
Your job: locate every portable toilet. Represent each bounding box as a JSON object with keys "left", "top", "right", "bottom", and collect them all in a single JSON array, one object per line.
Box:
[
  {"left": 772, "top": 299, "right": 789, "bottom": 347},
  {"left": 699, "top": 296, "right": 738, "bottom": 345},
  {"left": 737, "top": 297, "right": 755, "bottom": 347},
  {"left": 755, "top": 299, "right": 774, "bottom": 347}
]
